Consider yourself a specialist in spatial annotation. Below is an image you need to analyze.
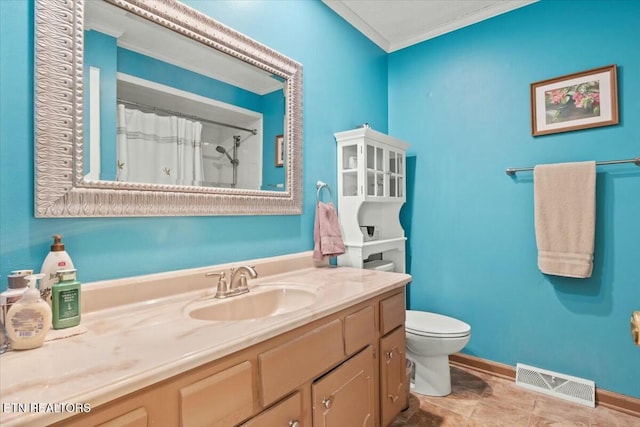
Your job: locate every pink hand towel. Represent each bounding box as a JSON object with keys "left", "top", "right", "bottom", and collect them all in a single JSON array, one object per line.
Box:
[{"left": 313, "top": 202, "right": 345, "bottom": 261}]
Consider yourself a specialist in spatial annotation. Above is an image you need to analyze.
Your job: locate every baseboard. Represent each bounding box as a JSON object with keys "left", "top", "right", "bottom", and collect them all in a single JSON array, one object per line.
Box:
[
  {"left": 449, "top": 353, "right": 516, "bottom": 381},
  {"left": 449, "top": 353, "right": 640, "bottom": 417},
  {"left": 596, "top": 389, "right": 640, "bottom": 417}
]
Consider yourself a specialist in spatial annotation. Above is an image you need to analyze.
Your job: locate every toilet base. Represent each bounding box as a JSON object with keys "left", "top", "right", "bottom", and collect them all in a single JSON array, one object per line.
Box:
[{"left": 408, "top": 353, "right": 452, "bottom": 397}]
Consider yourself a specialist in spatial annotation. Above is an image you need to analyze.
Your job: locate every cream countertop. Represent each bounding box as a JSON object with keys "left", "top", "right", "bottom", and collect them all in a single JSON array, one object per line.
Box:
[{"left": 0, "top": 252, "right": 411, "bottom": 426}]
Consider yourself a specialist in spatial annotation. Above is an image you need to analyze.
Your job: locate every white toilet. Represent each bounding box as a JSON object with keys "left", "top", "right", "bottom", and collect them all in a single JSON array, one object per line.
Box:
[
  {"left": 362, "top": 260, "right": 471, "bottom": 396},
  {"left": 405, "top": 310, "right": 471, "bottom": 397}
]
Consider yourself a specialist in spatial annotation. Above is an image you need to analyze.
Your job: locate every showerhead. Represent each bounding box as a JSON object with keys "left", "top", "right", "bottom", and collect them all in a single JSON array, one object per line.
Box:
[{"left": 215, "top": 145, "right": 234, "bottom": 163}]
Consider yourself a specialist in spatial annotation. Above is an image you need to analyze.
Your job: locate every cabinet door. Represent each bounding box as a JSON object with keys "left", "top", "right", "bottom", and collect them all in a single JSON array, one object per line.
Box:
[
  {"left": 312, "top": 346, "right": 376, "bottom": 427},
  {"left": 340, "top": 143, "right": 359, "bottom": 197},
  {"left": 365, "top": 143, "right": 385, "bottom": 198},
  {"left": 380, "top": 327, "right": 407, "bottom": 426},
  {"left": 388, "top": 149, "right": 404, "bottom": 200}
]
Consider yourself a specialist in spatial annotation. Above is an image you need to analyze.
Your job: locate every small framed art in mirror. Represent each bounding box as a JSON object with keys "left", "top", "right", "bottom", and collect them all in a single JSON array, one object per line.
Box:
[{"left": 275, "top": 135, "right": 284, "bottom": 168}]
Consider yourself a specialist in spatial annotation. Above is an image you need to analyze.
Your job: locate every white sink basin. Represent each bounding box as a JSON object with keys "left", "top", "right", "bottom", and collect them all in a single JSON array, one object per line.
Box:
[{"left": 188, "top": 285, "right": 318, "bottom": 321}]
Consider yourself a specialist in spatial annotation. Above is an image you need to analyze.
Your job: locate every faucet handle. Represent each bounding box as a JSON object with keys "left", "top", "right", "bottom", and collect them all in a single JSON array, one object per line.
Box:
[
  {"left": 205, "top": 271, "right": 225, "bottom": 280},
  {"left": 236, "top": 272, "right": 249, "bottom": 291},
  {"left": 205, "top": 271, "right": 228, "bottom": 297}
]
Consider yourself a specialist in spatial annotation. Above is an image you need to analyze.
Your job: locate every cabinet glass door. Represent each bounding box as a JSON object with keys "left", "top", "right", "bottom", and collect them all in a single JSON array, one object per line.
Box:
[
  {"left": 342, "top": 145, "right": 358, "bottom": 197},
  {"left": 366, "top": 145, "right": 384, "bottom": 197},
  {"left": 388, "top": 150, "right": 404, "bottom": 199},
  {"left": 398, "top": 152, "right": 404, "bottom": 198}
]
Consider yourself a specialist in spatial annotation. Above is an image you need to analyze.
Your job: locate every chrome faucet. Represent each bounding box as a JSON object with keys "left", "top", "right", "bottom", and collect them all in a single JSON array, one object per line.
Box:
[{"left": 205, "top": 265, "right": 258, "bottom": 299}]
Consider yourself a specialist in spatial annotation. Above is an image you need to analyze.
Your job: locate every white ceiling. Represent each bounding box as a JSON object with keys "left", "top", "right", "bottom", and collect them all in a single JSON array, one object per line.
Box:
[{"left": 322, "top": 0, "right": 538, "bottom": 52}]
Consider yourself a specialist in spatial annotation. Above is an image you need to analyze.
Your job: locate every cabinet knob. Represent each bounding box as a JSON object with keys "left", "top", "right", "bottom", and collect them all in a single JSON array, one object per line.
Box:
[
  {"left": 322, "top": 397, "right": 333, "bottom": 409},
  {"left": 386, "top": 350, "right": 394, "bottom": 360},
  {"left": 289, "top": 420, "right": 300, "bottom": 427}
]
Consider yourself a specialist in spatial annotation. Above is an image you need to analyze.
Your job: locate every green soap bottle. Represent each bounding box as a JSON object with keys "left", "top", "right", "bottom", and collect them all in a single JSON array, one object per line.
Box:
[{"left": 52, "top": 269, "right": 81, "bottom": 329}]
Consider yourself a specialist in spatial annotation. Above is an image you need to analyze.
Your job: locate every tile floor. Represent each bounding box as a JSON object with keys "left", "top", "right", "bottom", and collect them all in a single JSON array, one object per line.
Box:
[{"left": 391, "top": 365, "right": 640, "bottom": 427}]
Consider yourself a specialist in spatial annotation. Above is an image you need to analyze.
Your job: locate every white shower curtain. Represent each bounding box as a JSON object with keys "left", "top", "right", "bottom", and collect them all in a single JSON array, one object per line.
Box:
[{"left": 116, "top": 104, "right": 204, "bottom": 185}]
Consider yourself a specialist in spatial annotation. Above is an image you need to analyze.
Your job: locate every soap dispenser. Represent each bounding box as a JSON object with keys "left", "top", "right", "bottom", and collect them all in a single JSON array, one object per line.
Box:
[
  {"left": 52, "top": 269, "right": 81, "bottom": 329},
  {"left": 5, "top": 274, "right": 52, "bottom": 350},
  {"left": 40, "top": 235, "right": 75, "bottom": 306}
]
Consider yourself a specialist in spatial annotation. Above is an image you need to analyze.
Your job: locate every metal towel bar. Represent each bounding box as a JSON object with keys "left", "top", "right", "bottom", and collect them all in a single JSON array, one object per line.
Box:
[{"left": 506, "top": 156, "right": 640, "bottom": 176}]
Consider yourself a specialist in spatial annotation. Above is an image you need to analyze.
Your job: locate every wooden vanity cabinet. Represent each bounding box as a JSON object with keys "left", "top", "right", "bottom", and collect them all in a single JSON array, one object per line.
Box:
[{"left": 52, "top": 288, "right": 406, "bottom": 427}]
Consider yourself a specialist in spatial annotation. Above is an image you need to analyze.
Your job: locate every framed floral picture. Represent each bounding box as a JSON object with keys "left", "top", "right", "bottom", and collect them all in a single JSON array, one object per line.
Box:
[
  {"left": 275, "top": 134, "right": 284, "bottom": 167},
  {"left": 530, "top": 64, "right": 618, "bottom": 136}
]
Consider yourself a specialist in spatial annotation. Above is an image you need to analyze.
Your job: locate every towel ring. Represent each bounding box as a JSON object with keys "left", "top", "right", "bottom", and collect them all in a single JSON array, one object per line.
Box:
[{"left": 316, "top": 180, "right": 333, "bottom": 203}]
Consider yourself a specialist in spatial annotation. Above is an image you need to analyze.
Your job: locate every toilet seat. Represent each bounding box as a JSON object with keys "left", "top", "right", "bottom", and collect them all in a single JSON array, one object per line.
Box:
[{"left": 406, "top": 310, "right": 471, "bottom": 338}]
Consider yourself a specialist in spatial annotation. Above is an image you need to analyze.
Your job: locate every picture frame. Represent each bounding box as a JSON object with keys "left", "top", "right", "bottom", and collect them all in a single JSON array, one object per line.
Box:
[
  {"left": 275, "top": 134, "right": 284, "bottom": 167},
  {"left": 530, "top": 64, "right": 618, "bottom": 136}
]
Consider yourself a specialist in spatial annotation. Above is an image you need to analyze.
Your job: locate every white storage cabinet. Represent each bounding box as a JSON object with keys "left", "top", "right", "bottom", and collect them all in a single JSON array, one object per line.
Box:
[{"left": 334, "top": 128, "right": 409, "bottom": 273}]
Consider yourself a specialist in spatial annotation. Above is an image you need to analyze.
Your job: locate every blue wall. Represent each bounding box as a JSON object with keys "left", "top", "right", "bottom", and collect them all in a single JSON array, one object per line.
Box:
[
  {"left": 0, "top": 1, "right": 387, "bottom": 285},
  {"left": 390, "top": 0, "right": 640, "bottom": 398}
]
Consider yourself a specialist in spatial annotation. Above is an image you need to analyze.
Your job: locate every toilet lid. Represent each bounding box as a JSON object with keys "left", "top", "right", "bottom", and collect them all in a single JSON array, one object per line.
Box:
[{"left": 405, "top": 310, "right": 471, "bottom": 338}]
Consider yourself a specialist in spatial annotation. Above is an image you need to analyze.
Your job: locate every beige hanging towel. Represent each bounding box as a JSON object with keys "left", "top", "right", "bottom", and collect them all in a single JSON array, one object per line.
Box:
[{"left": 534, "top": 161, "right": 596, "bottom": 278}]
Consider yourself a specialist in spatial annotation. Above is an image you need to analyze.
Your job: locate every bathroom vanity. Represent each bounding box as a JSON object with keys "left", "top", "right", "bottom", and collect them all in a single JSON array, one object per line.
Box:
[{"left": 0, "top": 252, "right": 411, "bottom": 426}]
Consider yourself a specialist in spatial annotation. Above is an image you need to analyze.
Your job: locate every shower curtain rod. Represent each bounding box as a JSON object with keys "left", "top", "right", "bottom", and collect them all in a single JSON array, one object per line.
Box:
[
  {"left": 117, "top": 98, "right": 258, "bottom": 135},
  {"left": 505, "top": 156, "right": 640, "bottom": 176}
]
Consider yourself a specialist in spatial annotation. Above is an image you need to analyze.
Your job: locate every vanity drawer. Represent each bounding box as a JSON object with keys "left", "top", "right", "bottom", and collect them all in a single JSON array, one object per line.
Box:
[
  {"left": 259, "top": 319, "right": 344, "bottom": 406},
  {"left": 380, "top": 292, "right": 405, "bottom": 335},
  {"left": 96, "top": 407, "right": 147, "bottom": 427},
  {"left": 179, "top": 360, "right": 254, "bottom": 427},
  {"left": 241, "top": 391, "right": 302, "bottom": 427},
  {"left": 344, "top": 305, "right": 375, "bottom": 355}
]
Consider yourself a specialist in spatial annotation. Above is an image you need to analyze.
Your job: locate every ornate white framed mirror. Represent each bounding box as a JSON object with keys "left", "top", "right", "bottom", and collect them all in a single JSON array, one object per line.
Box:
[{"left": 34, "top": 0, "right": 302, "bottom": 217}]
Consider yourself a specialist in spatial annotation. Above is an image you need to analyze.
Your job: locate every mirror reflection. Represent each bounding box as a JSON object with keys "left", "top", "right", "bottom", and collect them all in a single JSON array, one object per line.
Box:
[{"left": 83, "top": 0, "right": 286, "bottom": 191}]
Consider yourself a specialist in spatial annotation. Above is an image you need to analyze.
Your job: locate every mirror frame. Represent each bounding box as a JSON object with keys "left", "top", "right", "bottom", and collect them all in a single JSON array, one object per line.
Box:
[{"left": 34, "top": 0, "right": 302, "bottom": 217}]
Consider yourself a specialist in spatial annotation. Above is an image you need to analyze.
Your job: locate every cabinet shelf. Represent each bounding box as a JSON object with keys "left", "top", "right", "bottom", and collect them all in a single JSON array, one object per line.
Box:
[{"left": 343, "top": 237, "right": 407, "bottom": 248}]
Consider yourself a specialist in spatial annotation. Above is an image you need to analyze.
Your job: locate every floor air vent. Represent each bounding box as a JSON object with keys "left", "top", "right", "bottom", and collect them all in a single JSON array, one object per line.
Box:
[{"left": 515, "top": 363, "right": 595, "bottom": 407}]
